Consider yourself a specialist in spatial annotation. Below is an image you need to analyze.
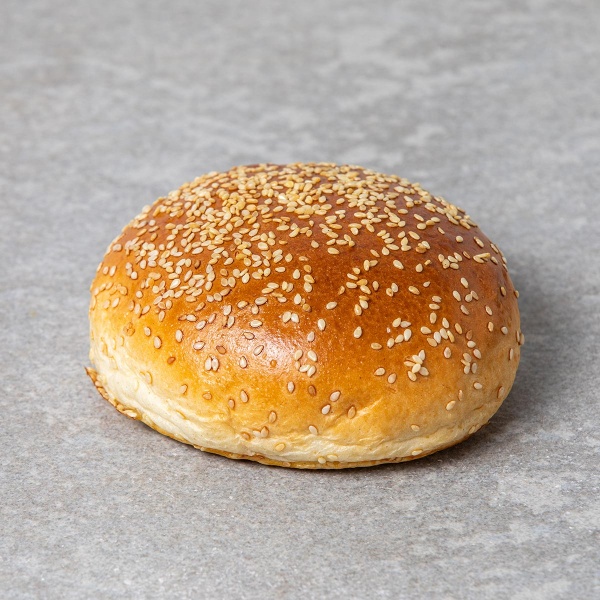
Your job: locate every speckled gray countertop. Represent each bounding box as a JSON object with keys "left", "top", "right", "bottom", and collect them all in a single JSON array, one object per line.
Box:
[{"left": 1, "top": 1, "right": 599, "bottom": 598}]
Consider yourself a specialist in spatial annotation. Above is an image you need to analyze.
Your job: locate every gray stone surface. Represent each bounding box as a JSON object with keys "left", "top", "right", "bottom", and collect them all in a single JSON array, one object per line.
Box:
[{"left": 1, "top": 0, "right": 599, "bottom": 598}]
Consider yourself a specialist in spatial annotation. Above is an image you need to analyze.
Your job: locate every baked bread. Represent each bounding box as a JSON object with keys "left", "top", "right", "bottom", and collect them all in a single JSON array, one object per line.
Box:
[{"left": 88, "top": 163, "right": 522, "bottom": 468}]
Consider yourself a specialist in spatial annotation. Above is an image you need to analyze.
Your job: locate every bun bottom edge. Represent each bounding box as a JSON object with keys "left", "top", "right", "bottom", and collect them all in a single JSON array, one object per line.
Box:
[{"left": 86, "top": 367, "right": 481, "bottom": 470}]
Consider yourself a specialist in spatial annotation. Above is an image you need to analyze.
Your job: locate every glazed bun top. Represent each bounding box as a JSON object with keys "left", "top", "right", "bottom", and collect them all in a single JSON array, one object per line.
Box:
[{"left": 89, "top": 163, "right": 522, "bottom": 468}]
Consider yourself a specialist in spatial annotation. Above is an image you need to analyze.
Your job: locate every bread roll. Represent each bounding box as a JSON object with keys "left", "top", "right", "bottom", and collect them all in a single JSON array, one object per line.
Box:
[{"left": 88, "top": 163, "right": 522, "bottom": 468}]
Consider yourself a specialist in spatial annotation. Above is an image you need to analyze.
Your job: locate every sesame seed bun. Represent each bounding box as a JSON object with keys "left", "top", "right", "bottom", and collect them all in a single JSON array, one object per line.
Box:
[{"left": 88, "top": 163, "right": 522, "bottom": 469}]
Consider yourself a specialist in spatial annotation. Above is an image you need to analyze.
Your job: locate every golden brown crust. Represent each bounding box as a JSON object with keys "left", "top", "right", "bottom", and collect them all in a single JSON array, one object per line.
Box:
[{"left": 88, "top": 163, "right": 522, "bottom": 468}]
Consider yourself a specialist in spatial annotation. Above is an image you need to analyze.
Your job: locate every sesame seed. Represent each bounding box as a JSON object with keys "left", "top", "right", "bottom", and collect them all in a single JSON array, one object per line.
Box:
[
  {"left": 387, "top": 373, "right": 397, "bottom": 383},
  {"left": 374, "top": 367, "right": 385, "bottom": 376},
  {"left": 347, "top": 406, "right": 356, "bottom": 419},
  {"left": 307, "top": 350, "right": 317, "bottom": 362},
  {"left": 326, "top": 302, "right": 337, "bottom": 310},
  {"left": 317, "top": 318, "right": 326, "bottom": 331},
  {"left": 239, "top": 356, "right": 248, "bottom": 368},
  {"left": 240, "top": 390, "right": 249, "bottom": 402},
  {"left": 322, "top": 404, "right": 331, "bottom": 414},
  {"left": 153, "top": 336, "right": 162, "bottom": 349},
  {"left": 250, "top": 320, "right": 262, "bottom": 328},
  {"left": 308, "top": 425, "right": 318, "bottom": 434},
  {"left": 330, "top": 391, "right": 341, "bottom": 401},
  {"left": 408, "top": 286, "right": 420, "bottom": 295},
  {"left": 446, "top": 401, "right": 456, "bottom": 411},
  {"left": 287, "top": 381, "right": 295, "bottom": 393},
  {"left": 371, "top": 343, "right": 382, "bottom": 350},
  {"left": 354, "top": 327, "right": 362, "bottom": 338},
  {"left": 175, "top": 329, "right": 183, "bottom": 342},
  {"left": 473, "top": 382, "right": 483, "bottom": 390}
]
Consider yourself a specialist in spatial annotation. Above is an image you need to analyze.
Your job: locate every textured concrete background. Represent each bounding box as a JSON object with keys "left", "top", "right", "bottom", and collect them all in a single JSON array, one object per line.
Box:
[{"left": 1, "top": 1, "right": 599, "bottom": 598}]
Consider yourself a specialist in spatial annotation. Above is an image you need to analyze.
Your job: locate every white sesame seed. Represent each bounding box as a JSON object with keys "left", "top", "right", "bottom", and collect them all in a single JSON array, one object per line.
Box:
[
  {"left": 250, "top": 320, "right": 262, "bottom": 328},
  {"left": 308, "top": 425, "right": 318, "bottom": 434},
  {"left": 317, "top": 319, "right": 326, "bottom": 331},
  {"left": 321, "top": 404, "right": 331, "bottom": 414},
  {"left": 153, "top": 336, "right": 162, "bottom": 349},
  {"left": 473, "top": 382, "right": 483, "bottom": 390},
  {"left": 175, "top": 329, "right": 183, "bottom": 342},
  {"left": 330, "top": 391, "right": 341, "bottom": 401},
  {"left": 326, "top": 302, "right": 337, "bottom": 310},
  {"left": 374, "top": 367, "right": 385, "bottom": 376},
  {"left": 240, "top": 390, "right": 249, "bottom": 402},
  {"left": 239, "top": 356, "right": 248, "bottom": 368},
  {"left": 446, "top": 401, "right": 456, "bottom": 411},
  {"left": 307, "top": 350, "right": 317, "bottom": 362},
  {"left": 387, "top": 373, "right": 397, "bottom": 384},
  {"left": 287, "top": 381, "right": 295, "bottom": 393}
]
